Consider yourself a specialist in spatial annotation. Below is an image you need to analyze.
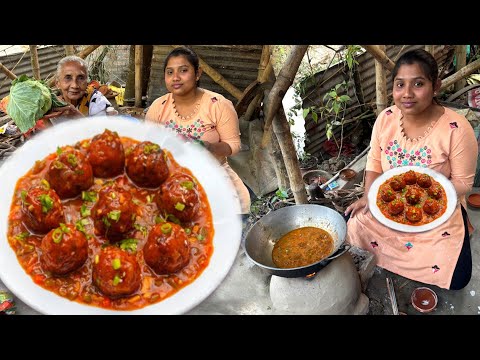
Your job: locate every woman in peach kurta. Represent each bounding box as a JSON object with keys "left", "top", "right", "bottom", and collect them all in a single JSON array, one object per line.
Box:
[
  {"left": 345, "top": 49, "right": 477, "bottom": 290},
  {"left": 145, "top": 46, "right": 250, "bottom": 214}
]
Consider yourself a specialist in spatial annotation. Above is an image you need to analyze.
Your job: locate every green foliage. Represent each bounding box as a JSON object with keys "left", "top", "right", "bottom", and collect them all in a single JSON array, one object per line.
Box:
[
  {"left": 345, "top": 45, "right": 362, "bottom": 70},
  {"left": 303, "top": 81, "right": 351, "bottom": 141},
  {"left": 275, "top": 188, "right": 288, "bottom": 200}
]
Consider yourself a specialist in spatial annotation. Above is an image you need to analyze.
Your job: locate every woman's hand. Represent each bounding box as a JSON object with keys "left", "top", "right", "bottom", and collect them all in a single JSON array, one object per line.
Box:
[
  {"left": 50, "top": 104, "right": 84, "bottom": 118},
  {"left": 344, "top": 196, "right": 369, "bottom": 218}
]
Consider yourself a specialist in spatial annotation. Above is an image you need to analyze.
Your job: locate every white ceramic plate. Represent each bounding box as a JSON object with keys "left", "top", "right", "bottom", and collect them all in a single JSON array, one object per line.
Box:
[
  {"left": 368, "top": 165, "right": 457, "bottom": 233},
  {"left": 0, "top": 116, "right": 242, "bottom": 314}
]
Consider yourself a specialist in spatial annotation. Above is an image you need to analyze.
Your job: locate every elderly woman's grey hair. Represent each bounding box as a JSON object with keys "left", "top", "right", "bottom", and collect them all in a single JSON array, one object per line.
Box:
[{"left": 56, "top": 55, "right": 88, "bottom": 79}]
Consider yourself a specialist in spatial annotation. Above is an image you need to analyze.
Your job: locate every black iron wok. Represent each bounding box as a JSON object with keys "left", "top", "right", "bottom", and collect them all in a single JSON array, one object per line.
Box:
[{"left": 244, "top": 204, "right": 349, "bottom": 278}]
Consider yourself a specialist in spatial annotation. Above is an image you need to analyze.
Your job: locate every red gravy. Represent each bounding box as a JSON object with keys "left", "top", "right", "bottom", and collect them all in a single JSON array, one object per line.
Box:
[{"left": 7, "top": 135, "right": 214, "bottom": 311}]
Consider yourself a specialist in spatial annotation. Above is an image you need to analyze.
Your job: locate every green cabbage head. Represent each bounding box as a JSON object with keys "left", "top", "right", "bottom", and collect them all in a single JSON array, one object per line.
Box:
[{"left": 6, "top": 75, "right": 53, "bottom": 132}]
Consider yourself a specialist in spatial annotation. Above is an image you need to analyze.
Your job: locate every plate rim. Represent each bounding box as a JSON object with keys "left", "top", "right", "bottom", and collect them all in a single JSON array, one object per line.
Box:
[
  {"left": 367, "top": 165, "right": 457, "bottom": 233},
  {"left": 0, "top": 116, "right": 242, "bottom": 314}
]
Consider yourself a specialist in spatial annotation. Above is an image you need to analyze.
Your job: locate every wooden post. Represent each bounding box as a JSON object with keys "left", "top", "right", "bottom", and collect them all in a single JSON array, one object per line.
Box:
[
  {"left": 454, "top": 45, "right": 467, "bottom": 92},
  {"left": 171, "top": 45, "right": 243, "bottom": 100},
  {"left": 272, "top": 102, "right": 308, "bottom": 204},
  {"left": 65, "top": 45, "right": 75, "bottom": 56},
  {"left": 0, "top": 61, "right": 17, "bottom": 80},
  {"left": 375, "top": 45, "right": 388, "bottom": 114},
  {"left": 439, "top": 57, "right": 480, "bottom": 92},
  {"left": 260, "top": 45, "right": 309, "bottom": 148},
  {"left": 135, "top": 45, "right": 143, "bottom": 108},
  {"left": 362, "top": 45, "right": 395, "bottom": 72},
  {"left": 29, "top": 45, "right": 40, "bottom": 80},
  {"left": 263, "top": 88, "right": 290, "bottom": 195},
  {"left": 425, "top": 45, "right": 435, "bottom": 55}
]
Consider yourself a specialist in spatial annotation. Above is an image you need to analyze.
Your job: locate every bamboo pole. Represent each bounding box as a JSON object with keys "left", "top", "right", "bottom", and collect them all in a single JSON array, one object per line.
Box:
[
  {"left": 29, "top": 45, "right": 40, "bottom": 80},
  {"left": 0, "top": 61, "right": 17, "bottom": 80},
  {"left": 439, "top": 57, "right": 480, "bottom": 92},
  {"left": 454, "top": 45, "right": 467, "bottom": 92},
  {"left": 362, "top": 45, "right": 395, "bottom": 72},
  {"left": 260, "top": 45, "right": 309, "bottom": 149},
  {"left": 65, "top": 45, "right": 75, "bottom": 56},
  {"left": 77, "top": 45, "right": 101, "bottom": 59},
  {"left": 375, "top": 45, "right": 388, "bottom": 115},
  {"left": 135, "top": 45, "right": 143, "bottom": 108},
  {"left": 258, "top": 45, "right": 271, "bottom": 80},
  {"left": 243, "top": 45, "right": 274, "bottom": 122},
  {"left": 171, "top": 45, "right": 243, "bottom": 100}
]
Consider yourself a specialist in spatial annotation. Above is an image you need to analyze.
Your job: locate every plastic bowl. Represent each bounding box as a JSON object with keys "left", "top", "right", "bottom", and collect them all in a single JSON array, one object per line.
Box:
[{"left": 411, "top": 287, "right": 438, "bottom": 313}]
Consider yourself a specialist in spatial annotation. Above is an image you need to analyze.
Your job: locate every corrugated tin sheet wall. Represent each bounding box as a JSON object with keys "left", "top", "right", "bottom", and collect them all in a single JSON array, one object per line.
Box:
[
  {"left": 147, "top": 45, "right": 263, "bottom": 106},
  {"left": 302, "top": 45, "right": 455, "bottom": 158},
  {"left": 0, "top": 45, "right": 65, "bottom": 100}
]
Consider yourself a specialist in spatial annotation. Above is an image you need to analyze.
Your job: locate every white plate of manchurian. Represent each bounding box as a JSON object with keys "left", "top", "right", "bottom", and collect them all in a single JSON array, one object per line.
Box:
[
  {"left": 0, "top": 116, "right": 241, "bottom": 314},
  {"left": 368, "top": 165, "right": 457, "bottom": 233}
]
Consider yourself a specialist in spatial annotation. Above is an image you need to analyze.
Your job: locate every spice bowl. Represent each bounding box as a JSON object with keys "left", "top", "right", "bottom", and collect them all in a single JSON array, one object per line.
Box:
[
  {"left": 411, "top": 287, "right": 438, "bottom": 313},
  {"left": 467, "top": 193, "right": 480, "bottom": 208},
  {"left": 339, "top": 168, "right": 357, "bottom": 181}
]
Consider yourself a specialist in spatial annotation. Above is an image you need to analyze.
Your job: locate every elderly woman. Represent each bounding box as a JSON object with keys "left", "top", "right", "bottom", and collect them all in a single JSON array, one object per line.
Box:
[{"left": 51, "top": 55, "right": 116, "bottom": 119}]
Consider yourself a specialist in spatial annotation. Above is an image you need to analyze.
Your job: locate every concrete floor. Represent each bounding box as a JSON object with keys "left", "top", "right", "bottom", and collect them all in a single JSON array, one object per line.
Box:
[{"left": 365, "top": 188, "right": 480, "bottom": 315}]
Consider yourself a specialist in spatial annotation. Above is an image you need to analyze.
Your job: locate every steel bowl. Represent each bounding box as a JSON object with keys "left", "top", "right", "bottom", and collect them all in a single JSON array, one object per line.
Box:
[{"left": 244, "top": 204, "right": 348, "bottom": 278}]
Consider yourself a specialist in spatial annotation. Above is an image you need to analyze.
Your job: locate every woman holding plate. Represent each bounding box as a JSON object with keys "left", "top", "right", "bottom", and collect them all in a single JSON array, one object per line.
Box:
[{"left": 344, "top": 49, "right": 477, "bottom": 290}]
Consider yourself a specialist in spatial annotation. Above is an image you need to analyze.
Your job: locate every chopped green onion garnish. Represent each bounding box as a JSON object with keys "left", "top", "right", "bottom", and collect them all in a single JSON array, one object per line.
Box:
[
  {"left": 119, "top": 238, "right": 138, "bottom": 252},
  {"left": 59, "top": 223, "right": 70, "bottom": 233},
  {"left": 15, "top": 232, "right": 30, "bottom": 241},
  {"left": 39, "top": 194, "right": 54, "bottom": 213},
  {"left": 80, "top": 204, "right": 91, "bottom": 217},
  {"left": 52, "top": 228, "right": 63, "bottom": 243},
  {"left": 134, "top": 224, "right": 147, "bottom": 237},
  {"left": 112, "top": 258, "right": 121, "bottom": 270},
  {"left": 41, "top": 179, "right": 50, "bottom": 190},
  {"left": 56, "top": 146, "right": 63, "bottom": 155},
  {"left": 82, "top": 191, "right": 97, "bottom": 202},
  {"left": 161, "top": 223, "right": 172, "bottom": 234},
  {"left": 185, "top": 228, "right": 191, "bottom": 235},
  {"left": 143, "top": 143, "right": 160, "bottom": 155},
  {"left": 181, "top": 181, "right": 194, "bottom": 190},
  {"left": 107, "top": 210, "right": 121, "bottom": 222},
  {"left": 67, "top": 153, "right": 78, "bottom": 167},
  {"left": 53, "top": 161, "right": 64, "bottom": 169},
  {"left": 175, "top": 202, "right": 185, "bottom": 211},
  {"left": 112, "top": 274, "right": 121, "bottom": 286}
]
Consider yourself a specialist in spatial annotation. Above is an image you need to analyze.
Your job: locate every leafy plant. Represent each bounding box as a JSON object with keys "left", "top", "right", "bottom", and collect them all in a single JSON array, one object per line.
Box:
[{"left": 298, "top": 152, "right": 317, "bottom": 169}]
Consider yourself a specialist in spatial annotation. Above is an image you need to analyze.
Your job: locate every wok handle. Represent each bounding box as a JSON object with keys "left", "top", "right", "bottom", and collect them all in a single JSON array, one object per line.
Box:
[{"left": 326, "top": 244, "right": 351, "bottom": 261}]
